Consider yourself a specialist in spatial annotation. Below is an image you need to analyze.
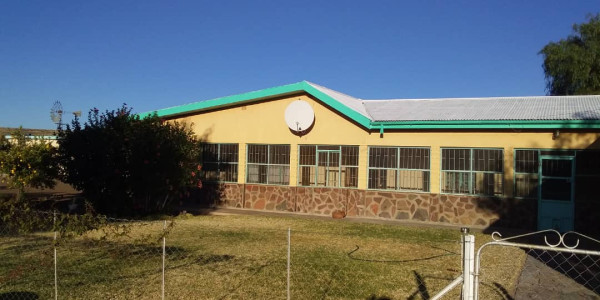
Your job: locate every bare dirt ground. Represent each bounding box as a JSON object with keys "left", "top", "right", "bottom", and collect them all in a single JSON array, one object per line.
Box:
[{"left": 0, "top": 180, "right": 79, "bottom": 200}]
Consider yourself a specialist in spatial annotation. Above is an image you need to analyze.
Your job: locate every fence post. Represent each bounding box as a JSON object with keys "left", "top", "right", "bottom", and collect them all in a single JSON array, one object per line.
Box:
[
  {"left": 53, "top": 210, "right": 58, "bottom": 300},
  {"left": 162, "top": 220, "right": 166, "bottom": 300},
  {"left": 461, "top": 228, "right": 475, "bottom": 300},
  {"left": 287, "top": 227, "right": 291, "bottom": 300}
]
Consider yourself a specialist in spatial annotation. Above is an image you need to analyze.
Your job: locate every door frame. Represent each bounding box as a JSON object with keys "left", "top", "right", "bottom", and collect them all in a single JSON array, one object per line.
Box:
[{"left": 537, "top": 154, "right": 575, "bottom": 231}]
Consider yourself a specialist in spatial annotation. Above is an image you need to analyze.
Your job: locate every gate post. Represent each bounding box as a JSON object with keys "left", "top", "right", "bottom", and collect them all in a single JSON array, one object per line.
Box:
[{"left": 461, "top": 228, "right": 475, "bottom": 300}]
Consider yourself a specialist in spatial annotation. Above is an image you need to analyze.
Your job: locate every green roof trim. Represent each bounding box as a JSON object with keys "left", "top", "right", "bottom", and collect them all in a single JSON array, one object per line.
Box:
[
  {"left": 137, "top": 82, "right": 307, "bottom": 119},
  {"left": 138, "top": 81, "right": 373, "bottom": 128},
  {"left": 369, "top": 120, "right": 600, "bottom": 129},
  {"left": 300, "top": 82, "right": 372, "bottom": 128},
  {"left": 139, "top": 81, "right": 600, "bottom": 130}
]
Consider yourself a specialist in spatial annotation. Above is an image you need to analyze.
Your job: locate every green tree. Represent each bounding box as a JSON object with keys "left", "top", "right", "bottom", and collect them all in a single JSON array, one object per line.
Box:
[
  {"left": 0, "top": 128, "right": 58, "bottom": 232},
  {"left": 0, "top": 135, "right": 9, "bottom": 152},
  {"left": 0, "top": 128, "right": 58, "bottom": 200},
  {"left": 57, "top": 105, "right": 202, "bottom": 216},
  {"left": 540, "top": 14, "right": 600, "bottom": 95}
]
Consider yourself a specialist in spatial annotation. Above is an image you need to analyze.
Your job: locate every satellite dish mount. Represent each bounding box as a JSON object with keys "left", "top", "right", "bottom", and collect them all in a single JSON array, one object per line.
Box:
[{"left": 284, "top": 100, "right": 315, "bottom": 136}]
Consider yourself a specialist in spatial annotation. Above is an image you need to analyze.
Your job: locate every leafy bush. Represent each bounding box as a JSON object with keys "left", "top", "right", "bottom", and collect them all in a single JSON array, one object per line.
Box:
[
  {"left": 0, "top": 128, "right": 59, "bottom": 232},
  {"left": 0, "top": 128, "right": 58, "bottom": 193},
  {"left": 57, "top": 105, "right": 202, "bottom": 217}
]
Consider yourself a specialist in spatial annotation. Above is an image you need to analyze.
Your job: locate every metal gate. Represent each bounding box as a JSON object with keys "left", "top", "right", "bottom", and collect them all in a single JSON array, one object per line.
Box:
[{"left": 432, "top": 229, "right": 600, "bottom": 299}]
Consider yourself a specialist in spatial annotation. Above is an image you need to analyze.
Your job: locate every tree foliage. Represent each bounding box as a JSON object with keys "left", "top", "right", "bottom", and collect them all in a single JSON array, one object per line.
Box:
[
  {"left": 0, "top": 128, "right": 58, "bottom": 194},
  {"left": 57, "top": 105, "right": 202, "bottom": 216},
  {"left": 0, "top": 135, "right": 9, "bottom": 152},
  {"left": 540, "top": 14, "right": 600, "bottom": 95},
  {"left": 0, "top": 128, "right": 59, "bottom": 232}
]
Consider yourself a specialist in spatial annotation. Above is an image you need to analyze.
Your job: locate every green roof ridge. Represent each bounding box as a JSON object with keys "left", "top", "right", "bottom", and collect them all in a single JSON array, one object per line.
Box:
[{"left": 138, "top": 82, "right": 600, "bottom": 130}]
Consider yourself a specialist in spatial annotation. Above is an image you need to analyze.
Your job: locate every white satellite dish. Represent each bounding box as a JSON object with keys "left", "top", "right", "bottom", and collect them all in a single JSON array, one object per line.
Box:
[{"left": 284, "top": 100, "right": 315, "bottom": 132}]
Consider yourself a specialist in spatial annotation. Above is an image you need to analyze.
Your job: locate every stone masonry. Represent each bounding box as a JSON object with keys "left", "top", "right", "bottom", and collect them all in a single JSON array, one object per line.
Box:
[{"left": 202, "top": 183, "right": 538, "bottom": 230}]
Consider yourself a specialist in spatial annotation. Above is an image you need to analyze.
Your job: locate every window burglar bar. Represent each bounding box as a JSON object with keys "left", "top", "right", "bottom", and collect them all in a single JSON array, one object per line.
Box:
[
  {"left": 514, "top": 149, "right": 539, "bottom": 198},
  {"left": 513, "top": 149, "right": 600, "bottom": 202},
  {"left": 200, "top": 143, "right": 239, "bottom": 182},
  {"left": 247, "top": 144, "right": 290, "bottom": 185},
  {"left": 441, "top": 148, "right": 503, "bottom": 196},
  {"left": 298, "top": 145, "right": 359, "bottom": 188},
  {"left": 368, "top": 147, "right": 431, "bottom": 192}
]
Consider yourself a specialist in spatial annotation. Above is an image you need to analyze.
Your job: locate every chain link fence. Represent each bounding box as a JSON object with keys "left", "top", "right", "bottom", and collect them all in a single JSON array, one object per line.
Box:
[
  {"left": 1, "top": 210, "right": 55, "bottom": 300},
  {"left": 522, "top": 248, "right": 600, "bottom": 295},
  {"left": 1, "top": 210, "right": 545, "bottom": 299},
  {"left": 474, "top": 231, "right": 600, "bottom": 300}
]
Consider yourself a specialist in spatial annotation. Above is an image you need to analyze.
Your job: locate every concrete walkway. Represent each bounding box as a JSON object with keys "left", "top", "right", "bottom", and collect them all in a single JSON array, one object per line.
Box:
[{"left": 514, "top": 254, "right": 599, "bottom": 299}]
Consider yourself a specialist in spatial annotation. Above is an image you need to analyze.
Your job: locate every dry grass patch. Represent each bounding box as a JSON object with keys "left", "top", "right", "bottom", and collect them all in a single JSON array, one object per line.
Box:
[{"left": 0, "top": 214, "right": 526, "bottom": 299}]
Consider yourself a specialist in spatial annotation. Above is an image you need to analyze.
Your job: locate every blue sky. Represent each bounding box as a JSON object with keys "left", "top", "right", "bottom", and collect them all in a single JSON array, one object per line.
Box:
[{"left": 0, "top": 1, "right": 598, "bottom": 129}]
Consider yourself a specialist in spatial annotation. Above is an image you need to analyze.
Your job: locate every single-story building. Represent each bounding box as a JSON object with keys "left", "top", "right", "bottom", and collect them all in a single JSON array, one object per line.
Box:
[{"left": 140, "top": 81, "right": 600, "bottom": 233}]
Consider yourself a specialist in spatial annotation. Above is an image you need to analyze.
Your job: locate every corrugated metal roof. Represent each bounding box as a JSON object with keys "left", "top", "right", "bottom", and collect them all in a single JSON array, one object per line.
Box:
[
  {"left": 305, "top": 81, "right": 372, "bottom": 119},
  {"left": 142, "top": 81, "right": 600, "bottom": 128},
  {"left": 363, "top": 96, "right": 600, "bottom": 121}
]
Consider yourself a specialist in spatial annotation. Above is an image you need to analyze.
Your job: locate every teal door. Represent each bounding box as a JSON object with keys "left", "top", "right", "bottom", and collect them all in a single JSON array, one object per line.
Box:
[{"left": 538, "top": 156, "right": 575, "bottom": 232}]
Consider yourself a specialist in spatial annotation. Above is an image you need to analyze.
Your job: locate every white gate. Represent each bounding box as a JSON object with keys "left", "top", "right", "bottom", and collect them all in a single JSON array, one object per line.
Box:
[{"left": 432, "top": 229, "right": 600, "bottom": 299}]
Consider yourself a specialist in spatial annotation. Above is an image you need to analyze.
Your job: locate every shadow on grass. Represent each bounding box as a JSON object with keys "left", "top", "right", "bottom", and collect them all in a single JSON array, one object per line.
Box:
[
  {"left": 347, "top": 245, "right": 457, "bottom": 263},
  {"left": 490, "top": 282, "right": 515, "bottom": 300},
  {"left": 0, "top": 292, "right": 39, "bottom": 300},
  {"left": 1, "top": 235, "right": 53, "bottom": 254},
  {"left": 49, "top": 240, "right": 190, "bottom": 288},
  {"left": 318, "top": 265, "right": 341, "bottom": 300},
  {"left": 216, "top": 259, "right": 274, "bottom": 300},
  {"left": 408, "top": 271, "right": 430, "bottom": 300},
  {"left": 366, "top": 294, "right": 391, "bottom": 300}
]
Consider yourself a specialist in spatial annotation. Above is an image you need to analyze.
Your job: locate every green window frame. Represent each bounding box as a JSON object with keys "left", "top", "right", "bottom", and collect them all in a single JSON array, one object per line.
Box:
[
  {"left": 514, "top": 149, "right": 539, "bottom": 199},
  {"left": 441, "top": 148, "right": 504, "bottom": 196},
  {"left": 368, "top": 146, "right": 430, "bottom": 192},
  {"left": 246, "top": 144, "right": 290, "bottom": 185},
  {"left": 514, "top": 149, "right": 600, "bottom": 202},
  {"left": 199, "top": 143, "right": 239, "bottom": 183},
  {"left": 298, "top": 145, "right": 359, "bottom": 188}
]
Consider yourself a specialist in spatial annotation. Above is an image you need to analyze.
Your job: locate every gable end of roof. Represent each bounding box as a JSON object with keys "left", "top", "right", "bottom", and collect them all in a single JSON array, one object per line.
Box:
[{"left": 139, "top": 82, "right": 600, "bottom": 130}]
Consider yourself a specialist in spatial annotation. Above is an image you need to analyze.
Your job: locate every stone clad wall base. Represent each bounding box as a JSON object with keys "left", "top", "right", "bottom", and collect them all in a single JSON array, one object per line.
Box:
[
  {"left": 244, "top": 185, "right": 293, "bottom": 211},
  {"left": 205, "top": 183, "right": 537, "bottom": 230}
]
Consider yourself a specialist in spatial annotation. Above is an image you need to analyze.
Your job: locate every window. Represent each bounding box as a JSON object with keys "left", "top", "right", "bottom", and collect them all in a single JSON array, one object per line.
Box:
[
  {"left": 516, "top": 149, "right": 600, "bottom": 201},
  {"left": 298, "top": 145, "right": 358, "bottom": 188},
  {"left": 514, "top": 150, "right": 539, "bottom": 198},
  {"left": 368, "top": 147, "right": 430, "bottom": 192},
  {"left": 247, "top": 144, "right": 290, "bottom": 185},
  {"left": 575, "top": 150, "right": 600, "bottom": 202},
  {"left": 441, "top": 148, "right": 503, "bottom": 196},
  {"left": 199, "top": 143, "right": 238, "bottom": 182}
]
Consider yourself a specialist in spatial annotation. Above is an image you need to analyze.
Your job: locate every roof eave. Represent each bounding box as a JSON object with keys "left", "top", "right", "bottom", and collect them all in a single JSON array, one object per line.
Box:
[
  {"left": 369, "top": 120, "right": 600, "bottom": 130},
  {"left": 137, "top": 82, "right": 307, "bottom": 119},
  {"left": 301, "top": 83, "right": 372, "bottom": 128},
  {"left": 138, "top": 81, "right": 374, "bottom": 129}
]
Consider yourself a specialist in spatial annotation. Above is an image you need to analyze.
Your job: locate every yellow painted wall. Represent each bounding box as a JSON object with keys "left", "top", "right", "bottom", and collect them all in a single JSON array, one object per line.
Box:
[{"left": 174, "top": 93, "right": 600, "bottom": 196}]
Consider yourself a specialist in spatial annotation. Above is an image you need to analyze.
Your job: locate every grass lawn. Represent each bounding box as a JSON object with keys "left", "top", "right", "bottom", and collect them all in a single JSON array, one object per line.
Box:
[{"left": 0, "top": 213, "right": 526, "bottom": 299}]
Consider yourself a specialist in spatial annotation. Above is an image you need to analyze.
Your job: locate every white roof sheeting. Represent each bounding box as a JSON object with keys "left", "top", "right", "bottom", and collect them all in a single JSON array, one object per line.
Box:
[
  {"left": 305, "top": 81, "right": 372, "bottom": 119},
  {"left": 363, "top": 96, "right": 600, "bottom": 122},
  {"left": 305, "top": 82, "right": 600, "bottom": 122}
]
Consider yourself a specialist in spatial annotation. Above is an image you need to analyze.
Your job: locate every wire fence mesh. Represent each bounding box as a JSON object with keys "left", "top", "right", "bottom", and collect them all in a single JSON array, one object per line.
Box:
[
  {"left": 0, "top": 210, "right": 55, "bottom": 300},
  {"left": 475, "top": 232, "right": 600, "bottom": 299},
  {"left": 524, "top": 248, "right": 600, "bottom": 294},
  {"left": 6, "top": 210, "right": 591, "bottom": 299}
]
